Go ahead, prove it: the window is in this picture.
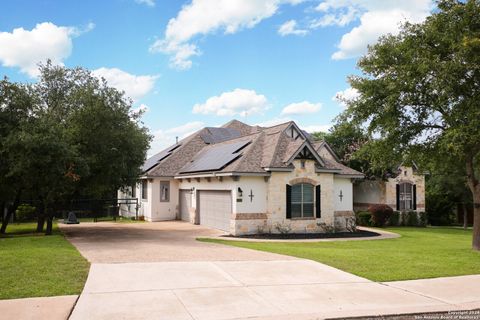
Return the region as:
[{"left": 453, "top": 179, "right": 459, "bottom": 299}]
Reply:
[
  {"left": 160, "top": 181, "right": 170, "bottom": 202},
  {"left": 131, "top": 184, "right": 136, "bottom": 198},
  {"left": 141, "top": 180, "right": 148, "bottom": 200},
  {"left": 291, "top": 183, "right": 314, "bottom": 218},
  {"left": 399, "top": 182, "right": 412, "bottom": 210}
]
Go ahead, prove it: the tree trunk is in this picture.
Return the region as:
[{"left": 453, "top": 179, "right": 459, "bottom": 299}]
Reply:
[
  {"left": 463, "top": 203, "right": 468, "bottom": 230},
  {"left": 0, "top": 193, "right": 21, "bottom": 234},
  {"left": 466, "top": 157, "right": 480, "bottom": 251},
  {"left": 472, "top": 193, "right": 480, "bottom": 250},
  {"left": 0, "top": 201, "right": 5, "bottom": 223},
  {"left": 36, "top": 201, "right": 45, "bottom": 233},
  {"left": 45, "top": 213, "right": 53, "bottom": 236},
  {"left": 45, "top": 205, "right": 53, "bottom": 236}
]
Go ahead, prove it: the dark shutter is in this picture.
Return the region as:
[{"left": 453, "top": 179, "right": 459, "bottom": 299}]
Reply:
[
  {"left": 396, "top": 184, "right": 400, "bottom": 210},
  {"left": 315, "top": 185, "right": 321, "bottom": 218},
  {"left": 286, "top": 184, "right": 292, "bottom": 219},
  {"left": 413, "top": 184, "right": 417, "bottom": 210}
]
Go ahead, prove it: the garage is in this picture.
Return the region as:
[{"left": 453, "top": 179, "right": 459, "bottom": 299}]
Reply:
[
  {"left": 179, "top": 189, "right": 192, "bottom": 222},
  {"left": 198, "top": 190, "right": 232, "bottom": 232}
]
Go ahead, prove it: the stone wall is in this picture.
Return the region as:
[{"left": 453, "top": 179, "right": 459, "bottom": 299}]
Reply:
[{"left": 262, "top": 159, "right": 336, "bottom": 234}]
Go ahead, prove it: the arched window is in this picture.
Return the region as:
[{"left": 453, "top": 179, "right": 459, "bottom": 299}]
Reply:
[
  {"left": 398, "top": 182, "right": 414, "bottom": 211},
  {"left": 291, "top": 183, "right": 314, "bottom": 218}
]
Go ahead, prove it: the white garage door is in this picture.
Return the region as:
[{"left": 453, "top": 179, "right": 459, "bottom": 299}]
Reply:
[
  {"left": 198, "top": 190, "right": 232, "bottom": 232},
  {"left": 179, "top": 190, "right": 192, "bottom": 222}
]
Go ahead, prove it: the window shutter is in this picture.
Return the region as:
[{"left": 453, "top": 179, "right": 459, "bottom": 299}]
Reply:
[
  {"left": 315, "top": 185, "right": 321, "bottom": 218},
  {"left": 396, "top": 184, "right": 400, "bottom": 211},
  {"left": 413, "top": 184, "right": 417, "bottom": 210},
  {"left": 286, "top": 184, "right": 292, "bottom": 219}
]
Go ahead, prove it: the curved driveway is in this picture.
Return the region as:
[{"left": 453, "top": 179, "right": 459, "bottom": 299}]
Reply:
[{"left": 62, "top": 221, "right": 480, "bottom": 320}]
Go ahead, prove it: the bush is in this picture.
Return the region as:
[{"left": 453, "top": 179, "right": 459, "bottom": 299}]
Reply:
[
  {"left": 15, "top": 204, "right": 37, "bottom": 222},
  {"left": 388, "top": 211, "right": 400, "bottom": 226},
  {"left": 406, "top": 211, "right": 419, "bottom": 226},
  {"left": 418, "top": 212, "right": 427, "bottom": 227},
  {"left": 368, "top": 204, "right": 393, "bottom": 227},
  {"left": 356, "top": 211, "right": 372, "bottom": 226}
]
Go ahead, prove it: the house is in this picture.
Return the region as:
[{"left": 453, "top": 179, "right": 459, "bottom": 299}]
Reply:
[
  {"left": 353, "top": 165, "right": 426, "bottom": 213},
  {"left": 118, "top": 120, "right": 364, "bottom": 235}
]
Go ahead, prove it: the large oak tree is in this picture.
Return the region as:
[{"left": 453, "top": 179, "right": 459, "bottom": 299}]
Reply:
[{"left": 343, "top": 0, "right": 480, "bottom": 249}]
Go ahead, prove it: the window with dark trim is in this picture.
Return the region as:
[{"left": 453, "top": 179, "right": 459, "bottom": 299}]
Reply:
[
  {"left": 131, "top": 184, "right": 136, "bottom": 198},
  {"left": 141, "top": 180, "right": 148, "bottom": 200},
  {"left": 160, "top": 181, "right": 170, "bottom": 202},
  {"left": 398, "top": 182, "right": 413, "bottom": 210},
  {"left": 291, "top": 183, "right": 314, "bottom": 218}
]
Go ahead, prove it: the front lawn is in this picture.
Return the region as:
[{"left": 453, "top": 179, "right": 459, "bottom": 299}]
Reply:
[
  {"left": 199, "top": 227, "right": 480, "bottom": 282},
  {"left": 0, "top": 222, "right": 90, "bottom": 299}
]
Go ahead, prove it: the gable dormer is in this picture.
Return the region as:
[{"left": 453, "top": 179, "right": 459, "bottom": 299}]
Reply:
[
  {"left": 284, "top": 122, "right": 305, "bottom": 141},
  {"left": 286, "top": 141, "right": 325, "bottom": 167}
]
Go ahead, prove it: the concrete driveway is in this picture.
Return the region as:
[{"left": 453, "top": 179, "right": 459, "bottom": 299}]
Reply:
[
  {"left": 60, "top": 221, "right": 293, "bottom": 263},
  {"left": 62, "top": 221, "right": 480, "bottom": 320}
]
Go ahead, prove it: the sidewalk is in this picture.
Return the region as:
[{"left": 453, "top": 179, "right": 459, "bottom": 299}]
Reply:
[{"left": 0, "top": 295, "right": 77, "bottom": 320}]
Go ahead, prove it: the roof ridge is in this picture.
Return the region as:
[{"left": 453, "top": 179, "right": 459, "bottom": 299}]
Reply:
[
  {"left": 261, "top": 120, "right": 294, "bottom": 130},
  {"left": 230, "top": 131, "right": 265, "bottom": 172}
]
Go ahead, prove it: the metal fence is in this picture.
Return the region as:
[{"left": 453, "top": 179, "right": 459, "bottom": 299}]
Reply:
[{"left": 3, "top": 198, "right": 139, "bottom": 222}]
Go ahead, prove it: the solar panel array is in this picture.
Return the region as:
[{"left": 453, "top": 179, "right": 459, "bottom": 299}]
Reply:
[
  {"left": 180, "top": 140, "right": 250, "bottom": 173},
  {"left": 142, "top": 144, "right": 181, "bottom": 172},
  {"left": 200, "top": 127, "right": 241, "bottom": 144}
]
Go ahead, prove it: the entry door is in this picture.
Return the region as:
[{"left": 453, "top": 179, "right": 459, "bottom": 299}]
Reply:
[
  {"left": 179, "top": 190, "right": 192, "bottom": 222},
  {"left": 198, "top": 190, "right": 232, "bottom": 232}
]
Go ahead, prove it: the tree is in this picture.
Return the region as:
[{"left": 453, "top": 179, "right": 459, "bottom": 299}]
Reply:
[
  {"left": 343, "top": 0, "right": 480, "bottom": 249},
  {"left": 0, "top": 62, "right": 151, "bottom": 235},
  {"left": 0, "top": 79, "right": 34, "bottom": 233}
]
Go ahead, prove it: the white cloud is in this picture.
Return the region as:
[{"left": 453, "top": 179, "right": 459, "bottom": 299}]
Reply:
[
  {"left": 281, "top": 101, "right": 321, "bottom": 115},
  {"left": 278, "top": 20, "right": 308, "bottom": 36},
  {"left": 0, "top": 22, "right": 93, "bottom": 77},
  {"left": 92, "top": 67, "right": 158, "bottom": 101},
  {"left": 312, "top": 0, "right": 433, "bottom": 60},
  {"left": 149, "top": 121, "right": 205, "bottom": 156},
  {"left": 255, "top": 117, "right": 292, "bottom": 127},
  {"left": 130, "top": 103, "right": 150, "bottom": 115},
  {"left": 135, "top": 0, "right": 155, "bottom": 7},
  {"left": 334, "top": 87, "right": 360, "bottom": 108},
  {"left": 302, "top": 124, "right": 332, "bottom": 133},
  {"left": 150, "top": 0, "right": 303, "bottom": 69},
  {"left": 193, "top": 88, "right": 269, "bottom": 117}
]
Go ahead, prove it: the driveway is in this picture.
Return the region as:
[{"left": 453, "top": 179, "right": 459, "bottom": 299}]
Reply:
[
  {"left": 60, "top": 221, "right": 293, "bottom": 263},
  {"left": 62, "top": 221, "right": 480, "bottom": 320}
]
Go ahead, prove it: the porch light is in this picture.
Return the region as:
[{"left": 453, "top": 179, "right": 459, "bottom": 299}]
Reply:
[
  {"left": 190, "top": 187, "right": 195, "bottom": 194},
  {"left": 237, "top": 187, "right": 243, "bottom": 197}
]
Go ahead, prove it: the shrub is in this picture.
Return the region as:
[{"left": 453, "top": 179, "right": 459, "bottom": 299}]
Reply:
[
  {"left": 15, "top": 204, "right": 37, "bottom": 222},
  {"left": 274, "top": 221, "right": 292, "bottom": 234},
  {"left": 389, "top": 211, "right": 400, "bottom": 226},
  {"left": 368, "top": 204, "right": 393, "bottom": 227},
  {"left": 356, "top": 211, "right": 372, "bottom": 226},
  {"left": 406, "top": 211, "right": 419, "bottom": 226},
  {"left": 418, "top": 212, "right": 427, "bottom": 227}
]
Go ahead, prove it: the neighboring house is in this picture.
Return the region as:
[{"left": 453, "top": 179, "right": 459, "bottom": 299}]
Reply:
[
  {"left": 118, "top": 120, "right": 364, "bottom": 235},
  {"left": 353, "top": 165, "right": 426, "bottom": 212}
]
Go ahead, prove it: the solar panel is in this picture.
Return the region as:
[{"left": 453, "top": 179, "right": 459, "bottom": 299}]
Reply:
[
  {"left": 180, "top": 140, "right": 250, "bottom": 173},
  {"left": 200, "top": 127, "right": 241, "bottom": 144},
  {"left": 142, "top": 144, "right": 181, "bottom": 172}
]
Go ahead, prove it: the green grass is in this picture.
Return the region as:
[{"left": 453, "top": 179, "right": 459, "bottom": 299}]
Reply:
[
  {"left": 0, "top": 222, "right": 90, "bottom": 300},
  {"left": 199, "top": 227, "right": 480, "bottom": 282}
]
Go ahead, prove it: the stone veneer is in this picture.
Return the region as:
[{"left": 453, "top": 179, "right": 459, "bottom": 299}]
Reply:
[{"left": 233, "top": 159, "right": 337, "bottom": 235}]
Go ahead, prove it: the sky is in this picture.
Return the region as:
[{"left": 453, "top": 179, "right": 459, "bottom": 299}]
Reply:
[{"left": 0, "top": 0, "right": 434, "bottom": 155}]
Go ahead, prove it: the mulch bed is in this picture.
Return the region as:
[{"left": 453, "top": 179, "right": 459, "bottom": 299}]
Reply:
[{"left": 222, "top": 229, "right": 380, "bottom": 240}]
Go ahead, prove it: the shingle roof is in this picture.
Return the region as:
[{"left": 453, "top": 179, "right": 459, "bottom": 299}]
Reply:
[{"left": 142, "top": 120, "right": 363, "bottom": 178}]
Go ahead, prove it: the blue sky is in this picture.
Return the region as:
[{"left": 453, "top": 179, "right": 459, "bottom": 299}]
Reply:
[{"left": 0, "top": 0, "right": 433, "bottom": 155}]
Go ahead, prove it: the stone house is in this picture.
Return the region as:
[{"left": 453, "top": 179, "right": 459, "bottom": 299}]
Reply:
[
  {"left": 353, "top": 165, "right": 426, "bottom": 213},
  {"left": 118, "top": 120, "right": 364, "bottom": 235}
]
